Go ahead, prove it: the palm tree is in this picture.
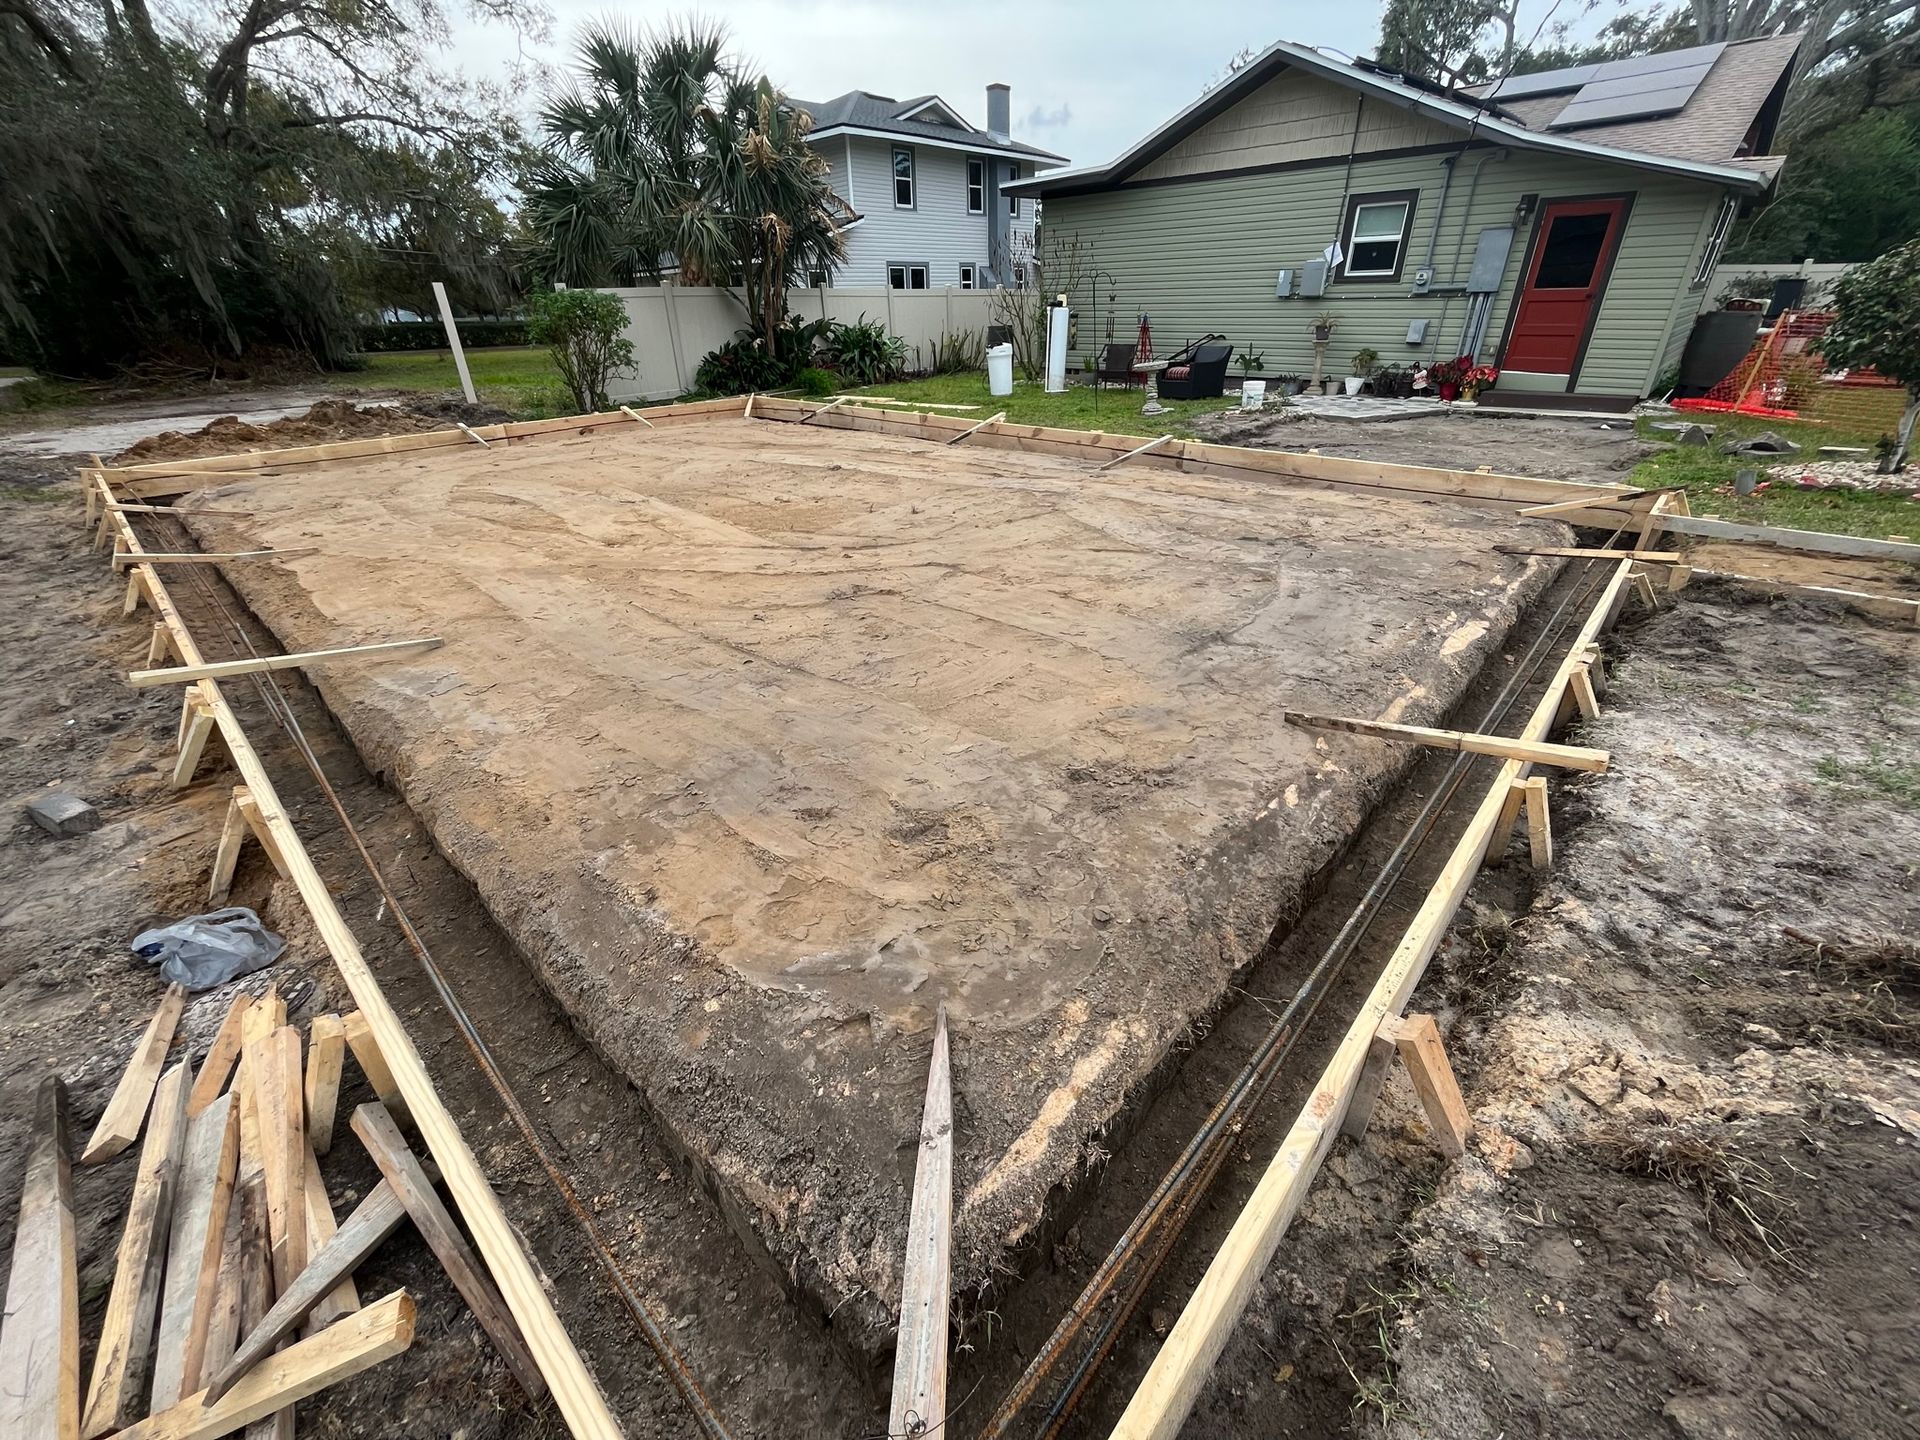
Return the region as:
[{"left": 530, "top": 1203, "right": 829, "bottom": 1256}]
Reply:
[{"left": 523, "top": 20, "right": 848, "bottom": 343}]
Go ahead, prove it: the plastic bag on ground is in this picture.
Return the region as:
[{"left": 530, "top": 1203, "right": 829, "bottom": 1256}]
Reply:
[{"left": 132, "top": 907, "right": 285, "bottom": 991}]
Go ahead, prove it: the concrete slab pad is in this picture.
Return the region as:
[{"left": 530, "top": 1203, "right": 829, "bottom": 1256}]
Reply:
[{"left": 178, "top": 418, "right": 1563, "bottom": 1347}]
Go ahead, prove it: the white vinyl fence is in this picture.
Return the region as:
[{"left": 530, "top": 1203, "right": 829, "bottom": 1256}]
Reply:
[{"left": 600, "top": 284, "right": 1002, "bottom": 402}]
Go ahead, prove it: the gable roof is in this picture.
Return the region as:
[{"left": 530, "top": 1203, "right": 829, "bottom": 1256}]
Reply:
[
  {"left": 791, "top": 90, "right": 1069, "bottom": 165},
  {"left": 1010, "top": 36, "right": 1795, "bottom": 199}
]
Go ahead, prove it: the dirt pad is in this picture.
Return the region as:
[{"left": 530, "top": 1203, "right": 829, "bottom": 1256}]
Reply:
[
  {"left": 1189, "top": 587, "right": 1920, "bottom": 1438},
  {"left": 112, "top": 397, "right": 510, "bottom": 464},
  {"left": 176, "top": 416, "right": 1567, "bottom": 1350}
]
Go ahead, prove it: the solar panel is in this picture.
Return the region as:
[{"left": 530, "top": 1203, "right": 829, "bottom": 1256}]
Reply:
[
  {"left": 1547, "top": 41, "right": 1725, "bottom": 129},
  {"left": 1484, "top": 63, "right": 1597, "bottom": 100}
]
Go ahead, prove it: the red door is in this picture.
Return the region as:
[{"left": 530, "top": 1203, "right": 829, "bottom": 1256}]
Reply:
[{"left": 1503, "top": 198, "right": 1629, "bottom": 379}]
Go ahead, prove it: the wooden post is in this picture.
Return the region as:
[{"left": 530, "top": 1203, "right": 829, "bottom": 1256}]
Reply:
[
  {"left": 1521, "top": 776, "right": 1553, "bottom": 870},
  {"left": 1337, "top": 1035, "right": 1398, "bottom": 1144},
  {"left": 209, "top": 790, "right": 252, "bottom": 905},
  {"left": 174, "top": 686, "right": 218, "bottom": 789},
  {"left": 80, "top": 985, "right": 189, "bottom": 1166},
  {"left": 1379, "top": 1014, "right": 1472, "bottom": 1157},
  {"left": 888, "top": 1008, "right": 953, "bottom": 1439},
  {"left": 1569, "top": 663, "right": 1600, "bottom": 720},
  {"left": 432, "top": 281, "right": 478, "bottom": 406}
]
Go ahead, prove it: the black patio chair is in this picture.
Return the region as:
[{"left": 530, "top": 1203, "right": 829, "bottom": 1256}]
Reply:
[
  {"left": 1158, "top": 340, "right": 1233, "bottom": 400},
  {"left": 1095, "top": 342, "right": 1141, "bottom": 389}
]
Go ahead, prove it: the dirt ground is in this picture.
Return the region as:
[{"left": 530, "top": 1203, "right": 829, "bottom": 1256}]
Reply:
[
  {"left": 165, "top": 417, "right": 1567, "bottom": 1352},
  {"left": 1186, "top": 587, "right": 1920, "bottom": 1438}
]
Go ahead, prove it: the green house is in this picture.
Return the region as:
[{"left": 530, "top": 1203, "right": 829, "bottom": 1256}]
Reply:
[{"left": 1010, "top": 36, "right": 1801, "bottom": 407}]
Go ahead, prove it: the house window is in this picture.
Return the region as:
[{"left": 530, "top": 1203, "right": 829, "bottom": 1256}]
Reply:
[
  {"left": 1012, "top": 263, "right": 1027, "bottom": 288},
  {"left": 892, "top": 147, "right": 915, "bottom": 209},
  {"left": 958, "top": 263, "right": 976, "bottom": 290},
  {"left": 888, "top": 263, "right": 929, "bottom": 290},
  {"left": 808, "top": 268, "right": 830, "bottom": 289},
  {"left": 1007, "top": 163, "right": 1021, "bottom": 217},
  {"left": 967, "top": 158, "right": 985, "bottom": 214},
  {"left": 1693, "top": 194, "right": 1738, "bottom": 288},
  {"left": 1337, "top": 190, "right": 1418, "bottom": 282}
]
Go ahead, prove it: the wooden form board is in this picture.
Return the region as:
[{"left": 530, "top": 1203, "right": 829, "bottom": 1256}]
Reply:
[
  {"left": 1691, "top": 568, "right": 1920, "bottom": 626},
  {"left": 1107, "top": 555, "right": 1638, "bottom": 1440},
  {"left": 0, "top": 1077, "right": 80, "bottom": 1440},
  {"left": 887, "top": 1008, "right": 953, "bottom": 1439},
  {"left": 1284, "top": 712, "right": 1610, "bottom": 773},
  {"left": 96, "top": 496, "right": 622, "bottom": 1438},
  {"left": 80, "top": 983, "right": 187, "bottom": 1166},
  {"left": 83, "top": 1059, "right": 193, "bottom": 1437},
  {"left": 111, "top": 1290, "right": 417, "bottom": 1440},
  {"left": 93, "top": 396, "right": 753, "bottom": 498},
  {"left": 128, "top": 637, "right": 445, "bottom": 688},
  {"left": 151, "top": 1094, "right": 239, "bottom": 1409}
]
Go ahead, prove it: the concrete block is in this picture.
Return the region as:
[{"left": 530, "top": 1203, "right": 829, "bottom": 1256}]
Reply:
[{"left": 26, "top": 791, "right": 100, "bottom": 838}]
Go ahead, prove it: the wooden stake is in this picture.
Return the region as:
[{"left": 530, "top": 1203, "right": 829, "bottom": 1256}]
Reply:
[
  {"left": 798, "top": 395, "right": 850, "bottom": 424},
  {"left": 209, "top": 790, "right": 252, "bottom": 906},
  {"left": 204, "top": 1181, "right": 404, "bottom": 1403},
  {"left": 340, "top": 1012, "right": 406, "bottom": 1123},
  {"left": 1285, "top": 711, "right": 1609, "bottom": 773},
  {"left": 173, "top": 686, "right": 218, "bottom": 789},
  {"left": 1517, "top": 486, "right": 1656, "bottom": 517},
  {"left": 945, "top": 410, "right": 1007, "bottom": 445},
  {"left": 1095, "top": 432, "right": 1174, "bottom": 473},
  {"left": 147, "top": 622, "right": 172, "bottom": 668},
  {"left": 235, "top": 789, "right": 292, "bottom": 879},
  {"left": 199, "top": 1178, "right": 264, "bottom": 1385},
  {"left": 1337, "top": 1035, "right": 1398, "bottom": 1145},
  {"left": 111, "top": 1290, "right": 417, "bottom": 1440},
  {"left": 244, "top": 1027, "right": 307, "bottom": 1297},
  {"left": 300, "top": 1146, "right": 362, "bottom": 1329},
  {"left": 1379, "top": 1013, "right": 1472, "bottom": 1157},
  {"left": 82, "top": 1059, "right": 192, "bottom": 1438},
  {"left": 619, "top": 405, "right": 656, "bottom": 429},
  {"left": 130, "top": 637, "right": 445, "bottom": 689},
  {"left": 1522, "top": 776, "right": 1553, "bottom": 869},
  {"left": 152, "top": 1094, "right": 239, "bottom": 1409},
  {"left": 80, "top": 983, "right": 188, "bottom": 1166},
  {"left": 1569, "top": 663, "right": 1600, "bottom": 720},
  {"left": 456, "top": 422, "right": 492, "bottom": 448},
  {"left": 305, "top": 1014, "right": 346, "bottom": 1155},
  {"left": 0, "top": 1077, "right": 80, "bottom": 1440},
  {"left": 123, "top": 569, "right": 147, "bottom": 617},
  {"left": 351, "top": 1103, "right": 546, "bottom": 1399},
  {"left": 888, "top": 1007, "right": 953, "bottom": 1440}
]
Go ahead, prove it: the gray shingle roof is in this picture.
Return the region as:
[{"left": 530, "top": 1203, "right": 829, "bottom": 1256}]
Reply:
[
  {"left": 789, "top": 91, "right": 1068, "bottom": 164},
  {"left": 1465, "top": 34, "right": 1801, "bottom": 166}
]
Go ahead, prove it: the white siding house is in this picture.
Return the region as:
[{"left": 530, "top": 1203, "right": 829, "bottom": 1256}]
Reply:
[{"left": 793, "top": 85, "right": 1067, "bottom": 290}]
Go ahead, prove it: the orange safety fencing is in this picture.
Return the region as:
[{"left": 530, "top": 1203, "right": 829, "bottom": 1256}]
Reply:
[{"left": 1674, "top": 310, "right": 1907, "bottom": 433}]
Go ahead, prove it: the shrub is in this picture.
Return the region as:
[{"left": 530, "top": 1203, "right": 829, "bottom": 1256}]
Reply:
[
  {"left": 359, "top": 319, "right": 528, "bottom": 352},
  {"left": 694, "top": 336, "right": 791, "bottom": 395},
  {"left": 795, "top": 366, "right": 839, "bottom": 397},
  {"left": 928, "top": 328, "right": 985, "bottom": 375},
  {"left": 822, "top": 316, "right": 905, "bottom": 386},
  {"left": 525, "top": 289, "right": 634, "bottom": 412}
]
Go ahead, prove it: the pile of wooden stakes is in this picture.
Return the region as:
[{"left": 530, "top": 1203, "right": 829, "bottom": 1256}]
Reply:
[{"left": 0, "top": 980, "right": 546, "bottom": 1439}]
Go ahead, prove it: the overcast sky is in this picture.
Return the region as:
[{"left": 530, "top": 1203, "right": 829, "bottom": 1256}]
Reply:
[{"left": 451, "top": 2, "right": 1598, "bottom": 170}]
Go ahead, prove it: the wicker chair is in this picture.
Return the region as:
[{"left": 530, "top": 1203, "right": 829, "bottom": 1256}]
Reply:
[
  {"left": 1094, "top": 342, "right": 1141, "bottom": 389},
  {"left": 1157, "top": 341, "right": 1233, "bottom": 400}
]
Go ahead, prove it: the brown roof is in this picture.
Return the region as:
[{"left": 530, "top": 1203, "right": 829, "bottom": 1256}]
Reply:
[{"left": 1474, "top": 34, "right": 1802, "bottom": 166}]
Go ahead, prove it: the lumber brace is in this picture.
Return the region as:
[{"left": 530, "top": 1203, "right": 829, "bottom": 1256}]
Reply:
[{"left": 95, "top": 502, "right": 625, "bottom": 1438}]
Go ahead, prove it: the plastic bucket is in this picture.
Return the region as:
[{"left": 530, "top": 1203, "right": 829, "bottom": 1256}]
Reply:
[
  {"left": 1240, "top": 380, "right": 1267, "bottom": 409},
  {"left": 987, "top": 343, "right": 1014, "bottom": 397}
]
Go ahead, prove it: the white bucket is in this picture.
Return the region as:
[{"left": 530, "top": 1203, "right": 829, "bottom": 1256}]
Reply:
[
  {"left": 987, "top": 343, "right": 1014, "bottom": 397},
  {"left": 1239, "top": 380, "right": 1267, "bottom": 410}
]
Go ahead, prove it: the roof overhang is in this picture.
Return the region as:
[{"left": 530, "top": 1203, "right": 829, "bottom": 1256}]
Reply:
[
  {"left": 1007, "top": 38, "right": 1780, "bottom": 198},
  {"left": 898, "top": 96, "right": 968, "bottom": 126},
  {"left": 807, "top": 123, "right": 1068, "bottom": 167}
]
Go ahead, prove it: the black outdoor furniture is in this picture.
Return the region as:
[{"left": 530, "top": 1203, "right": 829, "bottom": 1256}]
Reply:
[
  {"left": 1095, "top": 342, "right": 1141, "bottom": 389},
  {"left": 1157, "top": 340, "right": 1233, "bottom": 400}
]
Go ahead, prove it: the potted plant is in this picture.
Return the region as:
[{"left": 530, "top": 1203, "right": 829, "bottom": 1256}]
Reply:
[
  {"left": 1461, "top": 362, "right": 1499, "bottom": 402},
  {"left": 1313, "top": 312, "right": 1336, "bottom": 344},
  {"left": 1429, "top": 355, "right": 1467, "bottom": 402},
  {"left": 1346, "top": 347, "right": 1379, "bottom": 396}
]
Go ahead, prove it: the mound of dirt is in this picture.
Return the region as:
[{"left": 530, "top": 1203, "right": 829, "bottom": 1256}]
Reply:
[{"left": 111, "top": 398, "right": 512, "bottom": 464}]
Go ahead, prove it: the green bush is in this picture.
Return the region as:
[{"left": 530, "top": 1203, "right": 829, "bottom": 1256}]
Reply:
[
  {"left": 525, "top": 289, "right": 634, "bottom": 412},
  {"left": 822, "top": 316, "right": 905, "bottom": 386},
  {"left": 359, "top": 319, "right": 528, "bottom": 351},
  {"left": 796, "top": 366, "right": 839, "bottom": 397},
  {"left": 694, "top": 336, "right": 791, "bottom": 395},
  {"left": 928, "top": 328, "right": 985, "bottom": 375}
]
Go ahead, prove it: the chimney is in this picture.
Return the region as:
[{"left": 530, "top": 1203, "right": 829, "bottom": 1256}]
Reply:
[{"left": 986, "top": 82, "right": 1010, "bottom": 142}]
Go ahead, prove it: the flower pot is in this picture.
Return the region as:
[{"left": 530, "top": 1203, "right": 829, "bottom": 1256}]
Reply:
[
  {"left": 1313, "top": 325, "right": 1332, "bottom": 342},
  {"left": 1343, "top": 376, "right": 1364, "bottom": 396},
  {"left": 1438, "top": 382, "right": 1460, "bottom": 401}
]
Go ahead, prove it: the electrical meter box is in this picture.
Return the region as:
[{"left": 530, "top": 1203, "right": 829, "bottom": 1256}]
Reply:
[
  {"left": 1275, "top": 268, "right": 1295, "bottom": 297},
  {"left": 1411, "top": 265, "right": 1434, "bottom": 294},
  {"left": 1300, "top": 259, "right": 1329, "bottom": 298}
]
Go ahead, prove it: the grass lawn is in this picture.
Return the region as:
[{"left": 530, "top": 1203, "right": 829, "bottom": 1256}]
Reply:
[
  {"left": 841, "top": 373, "right": 1237, "bottom": 437},
  {"left": 1630, "top": 411, "right": 1918, "bottom": 541},
  {"left": 332, "top": 345, "right": 570, "bottom": 416}
]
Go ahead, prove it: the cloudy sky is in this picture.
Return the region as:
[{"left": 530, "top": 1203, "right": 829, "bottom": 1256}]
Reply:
[{"left": 451, "top": 2, "right": 1594, "bottom": 169}]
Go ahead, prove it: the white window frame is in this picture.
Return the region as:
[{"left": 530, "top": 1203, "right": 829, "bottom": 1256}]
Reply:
[
  {"left": 1007, "top": 163, "right": 1021, "bottom": 218},
  {"left": 1339, "top": 195, "right": 1415, "bottom": 281},
  {"left": 966, "top": 157, "right": 985, "bottom": 215},
  {"left": 888, "top": 263, "right": 929, "bottom": 290},
  {"left": 1012, "top": 262, "right": 1027, "bottom": 289},
  {"left": 958, "top": 263, "right": 976, "bottom": 290},
  {"left": 1693, "top": 194, "right": 1738, "bottom": 288},
  {"left": 892, "top": 146, "right": 915, "bottom": 210}
]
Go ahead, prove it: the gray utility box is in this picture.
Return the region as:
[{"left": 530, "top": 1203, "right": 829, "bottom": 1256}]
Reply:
[
  {"left": 1300, "top": 259, "right": 1329, "bottom": 298},
  {"left": 1466, "top": 227, "right": 1515, "bottom": 293}
]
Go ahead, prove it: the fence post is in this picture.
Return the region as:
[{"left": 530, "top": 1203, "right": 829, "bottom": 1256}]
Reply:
[{"left": 661, "top": 283, "right": 687, "bottom": 399}]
